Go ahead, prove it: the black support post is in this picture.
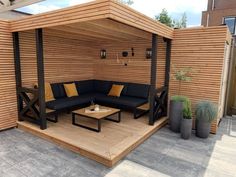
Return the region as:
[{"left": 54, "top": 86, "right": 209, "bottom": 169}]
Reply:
[
  {"left": 149, "top": 34, "right": 158, "bottom": 125},
  {"left": 164, "top": 39, "right": 172, "bottom": 87},
  {"left": 36, "top": 28, "right": 46, "bottom": 130},
  {"left": 13, "top": 32, "right": 23, "bottom": 121}
]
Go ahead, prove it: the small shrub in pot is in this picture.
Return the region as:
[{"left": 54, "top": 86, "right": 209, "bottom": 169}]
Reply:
[
  {"left": 169, "top": 67, "right": 192, "bottom": 133},
  {"left": 180, "top": 96, "right": 192, "bottom": 139},
  {"left": 195, "top": 101, "right": 217, "bottom": 138}
]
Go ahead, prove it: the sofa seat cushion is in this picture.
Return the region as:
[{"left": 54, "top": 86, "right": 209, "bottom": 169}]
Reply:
[
  {"left": 46, "top": 93, "right": 94, "bottom": 110},
  {"left": 95, "top": 95, "right": 147, "bottom": 109}
]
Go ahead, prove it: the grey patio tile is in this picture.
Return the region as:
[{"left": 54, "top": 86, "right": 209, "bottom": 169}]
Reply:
[
  {"left": 15, "top": 157, "right": 55, "bottom": 177},
  {"left": 166, "top": 144, "right": 209, "bottom": 167},
  {"left": 198, "top": 167, "right": 235, "bottom": 177},
  {"left": 127, "top": 151, "right": 165, "bottom": 170},
  {"left": 0, "top": 157, "right": 13, "bottom": 171},
  {"left": 105, "top": 160, "right": 170, "bottom": 177},
  {"left": 46, "top": 145, "right": 79, "bottom": 161},
  {"left": 0, "top": 147, "right": 32, "bottom": 166},
  {"left": 1, "top": 167, "right": 27, "bottom": 177},
  {"left": 0, "top": 117, "right": 235, "bottom": 177},
  {"left": 155, "top": 155, "right": 202, "bottom": 177},
  {"left": 72, "top": 155, "right": 108, "bottom": 176}
]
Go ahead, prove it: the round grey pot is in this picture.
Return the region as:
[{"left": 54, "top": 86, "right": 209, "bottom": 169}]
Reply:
[
  {"left": 181, "top": 118, "right": 192, "bottom": 140},
  {"left": 169, "top": 100, "right": 183, "bottom": 133},
  {"left": 196, "top": 119, "right": 211, "bottom": 138}
]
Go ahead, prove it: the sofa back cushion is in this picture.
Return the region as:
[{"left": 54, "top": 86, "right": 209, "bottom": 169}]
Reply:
[
  {"left": 125, "top": 83, "right": 150, "bottom": 99},
  {"left": 51, "top": 83, "right": 67, "bottom": 99},
  {"left": 94, "top": 80, "right": 112, "bottom": 94},
  {"left": 112, "top": 81, "right": 128, "bottom": 95},
  {"left": 75, "top": 80, "right": 94, "bottom": 94}
]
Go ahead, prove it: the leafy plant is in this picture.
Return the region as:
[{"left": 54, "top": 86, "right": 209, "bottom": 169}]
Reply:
[
  {"left": 171, "top": 95, "right": 192, "bottom": 119},
  {"left": 195, "top": 101, "right": 217, "bottom": 123},
  {"left": 172, "top": 66, "right": 192, "bottom": 95},
  {"left": 155, "top": 9, "right": 187, "bottom": 28},
  {"left": 119, "top": 0, "right": 133, "bottom": 5}
]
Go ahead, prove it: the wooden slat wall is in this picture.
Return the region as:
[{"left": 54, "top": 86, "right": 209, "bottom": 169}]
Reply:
[
  {"left": 170, "top": 26, "right": 228, "bottom": 133},
  {"left": 94, "top": 36, "right": 166, "bottom": 88},
  {"left": 19, "top": 29, "right": 95, "bottom": 87},
  {"left": 0, "top": 20, "right": 17, "bottom": 130}
]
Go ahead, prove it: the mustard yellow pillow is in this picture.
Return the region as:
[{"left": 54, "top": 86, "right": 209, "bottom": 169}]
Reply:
[
  {"left": 34, "top": 82, "right": 55, "bottom": 102},
  {"left": 45, "top": 83, "right": 55, "bottom": 102},
  {"left": 108, "top": 84, "right": 124, "bottom": 97},
  {"left": 64, "top": 83, "right": 78, "bottom": 97}
]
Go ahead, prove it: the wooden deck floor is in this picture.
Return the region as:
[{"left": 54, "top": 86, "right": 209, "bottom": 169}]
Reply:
[{"left": 17, "top": 112, "right": 168, "bottom": 167}]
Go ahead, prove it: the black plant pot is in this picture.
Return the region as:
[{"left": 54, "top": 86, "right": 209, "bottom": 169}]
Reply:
[
  {"left": 196, "top": 119, "right": 211, "bottom": 138},
  {"left": 169, "top": 100, "right": 183, "bottom": 133},
  {"left": 181, "top": 118, "right": 192, "bottom": 139}
]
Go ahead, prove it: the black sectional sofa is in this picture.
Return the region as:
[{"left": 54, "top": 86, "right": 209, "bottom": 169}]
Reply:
[{"left": 46, "top": 80, "right": 150, "bottom": 117}]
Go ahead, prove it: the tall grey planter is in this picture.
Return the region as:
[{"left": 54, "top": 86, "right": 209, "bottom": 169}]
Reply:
[
  {"left": 181, "top": 118, "right": 192, "bottom": 139},
  {"left": 169, "top": 100, "right": 183, "bottom": 133},
  {"left": 196, "top": 119, "right": 211, "bottom": 138}
]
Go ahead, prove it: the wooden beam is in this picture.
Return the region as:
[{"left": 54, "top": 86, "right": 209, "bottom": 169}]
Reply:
[
  {"left": 149, "top": 34, "right": 157, "bottom": 125},
  {"left": 35, "top": 28, "right": 46, "bottom": 130},
  {"left": 165, "top": 39, "right": 172, "bottom": 87},
  {"left": 12, "top": 32, "right": 23, "bottom": 121}
]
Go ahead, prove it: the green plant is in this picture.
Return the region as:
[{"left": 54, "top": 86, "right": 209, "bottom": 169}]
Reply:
[
  {"left": 195, "top": 101, "right": 217, "bottom": 123},
  {"left": 172, "top": 66, "right": 192, "bottom": 95},
  {"left": 171, "top": 95, "right": 192, "bottom": 119}
]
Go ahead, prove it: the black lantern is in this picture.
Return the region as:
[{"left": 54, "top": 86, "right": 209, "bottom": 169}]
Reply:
[
  {"left": 146, "top": 48, "right": 152, "bottom": 59},
  {"left": 122, "top": 51, "right": 128, "bottom": 57},
  {"left": 100, "top": 49, "right": 106, "bottom": 59}
]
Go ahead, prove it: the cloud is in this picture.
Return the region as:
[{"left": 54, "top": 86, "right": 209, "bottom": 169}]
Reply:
[
  {"left": 17, "top": 0, "right": 94, "bottom": 14},
  {"left": 68, "top": 0, "right": 94, "bottom": 6},
  {"left": 22, "top": 4, "right": 60, "bottom": 14}
]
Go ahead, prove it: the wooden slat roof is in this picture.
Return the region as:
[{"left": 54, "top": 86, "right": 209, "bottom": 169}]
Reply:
[{"left": 9, "top": 0, "right": 174, "bottom": 39}]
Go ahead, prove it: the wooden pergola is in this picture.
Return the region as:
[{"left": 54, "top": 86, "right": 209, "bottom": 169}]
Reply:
[{"left": 12, "top": 0, "right": 173, "bottom": 130}]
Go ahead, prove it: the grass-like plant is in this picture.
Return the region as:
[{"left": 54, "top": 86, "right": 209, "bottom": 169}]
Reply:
[
  {"left": 195, "top": 101, "right": 217, "bottom": 123},
  {"left": 171, "top": 95, "right": 192, "bottom": 119},
  {"left": 172, "top": 66, "right": 192, "bottom": 95}
]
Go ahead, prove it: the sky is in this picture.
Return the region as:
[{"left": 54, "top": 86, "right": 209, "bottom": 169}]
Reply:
[{"left": 17, "top": 0, "right": 208, "bottom": 27}]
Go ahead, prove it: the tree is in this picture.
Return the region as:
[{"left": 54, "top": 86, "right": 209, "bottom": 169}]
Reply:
[
  {"left": 155, "top": 9, "right": 187, "bottom": 28},
  {"left": 119, "top": 0, "right": 133, "bottom": 5},
  {"left": 173, "top": 12, "right": 187, "bottom": 28},
  {"left": 155, "top": 9, "right": 173, "bottom": 27}
]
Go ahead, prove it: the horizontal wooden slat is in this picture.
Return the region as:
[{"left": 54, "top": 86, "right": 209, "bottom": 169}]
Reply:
[
  {"left": 0, "top": 20, "right": 17, "bottom": 130},
  {"left": 9, "top": 0, "right": 173, "bottom": 39},
  {"left": 169, "top": 26, "right": 229, "bottom": 133}
]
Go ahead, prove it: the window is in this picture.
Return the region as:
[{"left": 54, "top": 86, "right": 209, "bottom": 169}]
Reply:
[{"left": 224, "top": 17, "right": 236, "bottom": 35}]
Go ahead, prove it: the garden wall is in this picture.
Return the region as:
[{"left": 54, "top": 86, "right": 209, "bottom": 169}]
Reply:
[{"left": 170, "top": 26, "right": 230, "bottom": 133}]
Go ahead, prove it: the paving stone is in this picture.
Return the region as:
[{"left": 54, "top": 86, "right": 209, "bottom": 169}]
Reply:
[
  {"left": 105, "top": 160, "right": 169, "bottom": 177},
  {"left": 0, "top": 117, "right": 235, "bottom": 177},
  {"left": 1, "top": 167, "right": 27, "bottom": 177}
]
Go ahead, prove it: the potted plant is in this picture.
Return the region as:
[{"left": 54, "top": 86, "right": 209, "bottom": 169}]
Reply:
[
  {"left": 180, "top": 97, "right": 192, "bottom": 139},
  {"left": 195, "top": 101, "right": 217, "bottom": 138},
  {"left": 169, "top": 67, "right": 192, "bottom": 133}
]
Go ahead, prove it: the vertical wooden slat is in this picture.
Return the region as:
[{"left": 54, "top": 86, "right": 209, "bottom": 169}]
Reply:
[{"left": 0, "top": 20, "right": 17, "bottom": 130}]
